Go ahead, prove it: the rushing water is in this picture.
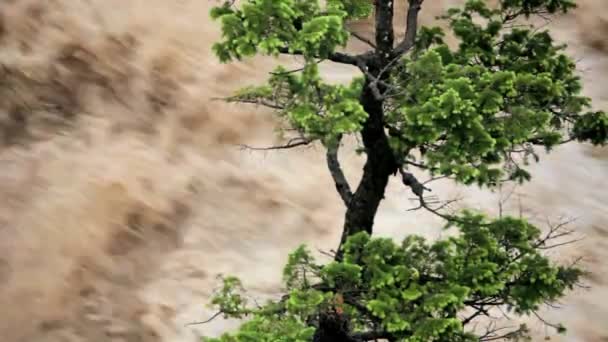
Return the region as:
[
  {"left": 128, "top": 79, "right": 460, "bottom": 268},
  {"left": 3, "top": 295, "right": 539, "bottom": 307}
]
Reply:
[{"left": 0, "top": 1, "right": 607, "bottom": 341}]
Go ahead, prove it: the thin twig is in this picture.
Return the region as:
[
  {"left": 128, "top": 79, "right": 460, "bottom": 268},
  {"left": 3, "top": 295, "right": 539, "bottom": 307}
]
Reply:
[
  {"left": 269, "top": 59, "right": 325, "bottom": 76},
  {"left": 348, "top": 30, "right": 376, "bottom": 49},
  {"left": 532, "top": 310, "right": 562, "bottom": 331},
  {"left": 237, "top": 137, "right": 313, "bottom": 151},
  {"left": 317, "top": 248, "right": 337, "bottom": 259},
  {"left": 185, "top": 311, "right": 223, "bottom": 326}
]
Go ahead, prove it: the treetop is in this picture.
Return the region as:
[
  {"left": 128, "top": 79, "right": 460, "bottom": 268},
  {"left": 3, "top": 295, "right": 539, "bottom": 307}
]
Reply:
[{"left": 211, "top": 0, "right": 607, "bottom": 188}]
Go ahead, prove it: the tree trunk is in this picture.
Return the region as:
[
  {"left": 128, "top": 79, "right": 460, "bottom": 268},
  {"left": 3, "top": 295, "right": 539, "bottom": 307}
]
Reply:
[
  {"left": 336, "top": 82, "right": 398, "bottom": 256},
  {"left": 312, "top": 312, "right": 357, "bottom": 342}
]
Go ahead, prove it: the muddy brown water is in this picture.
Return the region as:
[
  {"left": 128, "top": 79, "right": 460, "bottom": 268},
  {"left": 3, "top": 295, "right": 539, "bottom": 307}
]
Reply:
[{"left": 0, "top": 1, "right": 607, "bottom": 341}]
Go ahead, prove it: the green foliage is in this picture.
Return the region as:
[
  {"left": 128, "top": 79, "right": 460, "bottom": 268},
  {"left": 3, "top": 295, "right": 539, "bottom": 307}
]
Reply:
[
  {"left": 210, "top": 0, "right": 353, "bottom": 62},
  {"left": 202, "top": 214, "right": 582, "bottom": 342},
  {"left": 212, "top": 0, "right": 607, "bottom": 186},
  {"left": 210, "top": 276, "right": 249, "bottom": 319},
  {"left": 327, "top": 0, "right": 373, "bottom": 19},
  {"left": 207, "top": 0, "right": 597, "bottom": 340},
  {"left": 211, "top": 0, "right": 373, "bottom": 147},
  {"left": 227, "top": 64, "right": 368, "bottom": 146},
  {"left": 386, "top": 0, "right": 607, "bottom": 185},
  {"left": 573, "top": 111, "right": 608, "bottom": 145},
  {"left": 500, "top": 0, "right": 576, "bottom": 15}
]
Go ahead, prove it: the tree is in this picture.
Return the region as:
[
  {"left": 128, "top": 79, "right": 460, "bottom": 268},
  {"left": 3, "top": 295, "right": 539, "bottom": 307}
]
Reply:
[{"left": 198, "top": 0, "right": 607, "bottom": 341}]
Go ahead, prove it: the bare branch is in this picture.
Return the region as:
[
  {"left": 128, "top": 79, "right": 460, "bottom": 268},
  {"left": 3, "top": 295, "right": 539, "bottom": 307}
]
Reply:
[
  {"left": 216, "top": 96, "right": 286, "bottom": 110},
  {"left": 347, "top": 30, "right": 376, "bottom": 49},
  {"left": 537, "top": 237, "right": 584, "bottom": 250},
  {"left": 326, "top": 137, "right": 353, "bottom": 206},
  {"left": 185, "top": 311, "right": 223, "bottom": 326},
  {"left": 238, "top": 137, "right": 313, "bottom": 151},
  {"left": 463, "top": 304, "right": 495, "bottom": 327},
  {"left": 357, "top": 49, "right": 409, "bottom": 101},
  {"left": 527, "top": 136, "right": 575, "bottom": 146},
  {"left": 269, "top": 59, "right": 324, "bottom": 76},
  {"left": 393, "top": 0, "right": 424, "bottom": 57},
  {"left": 409, "top": 193, "right": 493, "bottom": 227},
  {"left": 462, "top": 307, "right": 487, "bottom": 325},
  {"left": 496, "top": 305, "right": 513, "bottom": 321},
  {"left": 498, "top": 184, "right": 518, "bottom": 218},
  {"left": 532, "top": 310, "right": 563, "bottom": 331},
  {"left": 544, "top": 300, "right": 563, "bottom": 309},
  {"left": 399, "top": 167, "right": 431, "bottom": 198},
  {"left": 432, "top": 197, "right": 461, "bottom": 212},
  {"left": 404, "top": 159, "right": 432, "bottom": 169},
  {"left": 399, "top": 168, "right": 478, "bottom": 224},
  {"left": 317, "top": 248, "right": 337, "bottom": 259},
  {"left": 276, "top": 47, "right": 371, "bottom": 66},
  {"left": 533, "top": 216, "right": 580, "bottom": 249},
  {"left": 479, "top": 324, "right": 527, "bottom": 342}
]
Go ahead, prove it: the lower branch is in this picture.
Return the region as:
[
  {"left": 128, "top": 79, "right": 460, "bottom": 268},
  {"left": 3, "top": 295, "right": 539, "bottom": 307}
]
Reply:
[
  {"left": 479, "top": 323, "right": 528, "bottom": 342},
  {"left": 277, "top": 47, "right": 372, "bottom": 66},
  {"left": 326, "top": 137, "right": 353, "bottom": 206},
  {"left": 185, "top": 311, "right": 223, "bottom": 326},
  {"left": 399, "top": 167, "right": 431, "bottom": 198},
  {"left": 238, "top": 137, "right": 313, "bottom": 151},
  {"left": 216, "top": 96, "right": 286, "bottom": 110},
  {"left": 399, "top": 168, "right": 493, "bottom": 226}
]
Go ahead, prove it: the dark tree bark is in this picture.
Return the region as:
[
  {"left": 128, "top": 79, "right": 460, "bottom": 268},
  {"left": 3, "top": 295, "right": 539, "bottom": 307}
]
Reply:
[
  {"left": 374, "top": 0, "right": 395, "bottom": 62},
  {"left": 320, "top": 0, "right": 424, "bottom": 339},
  {"left": 312, "top": 311, "right": 394, "bottom": 342},
  {"left": 312, "top": 312, "right": 357, "bottom": 342},
  {"left": 332, "top": 0, "right": 403, "bottom": 259},
  {"left": 336, "top": 81, "right": 399, "bottom": 256},
  {"left": 333, "top": 0, "right": 424, "bottom": 260}
]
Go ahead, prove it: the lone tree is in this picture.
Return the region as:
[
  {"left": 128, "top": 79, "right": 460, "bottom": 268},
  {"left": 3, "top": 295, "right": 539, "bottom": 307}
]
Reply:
[{"left": 200, "top": 0, "right": 607, "bottom": 341}]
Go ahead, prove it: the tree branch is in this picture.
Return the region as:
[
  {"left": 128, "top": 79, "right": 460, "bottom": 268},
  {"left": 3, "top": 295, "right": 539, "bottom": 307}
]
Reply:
[
  {"left": 393, "top": 0, "right": 424, "bottom": 57},
  {"left": 461, "top": 307, "right": 486, "bottom": 325},
  {"left": 478, "top": 323, "right": 527, "bottom": 342},
  {"left": 217, "top": 96, "right": 285, "bottom": 110},
  {"left": 374, "top": 0, "right": 396, "bottom": 60},
  {"left": 269, "top": 59, "right": 325, "bottom": 76},
  {"left": 356, "top": 54, "right": 407, "bottom": 101},
  {"left": 532, "top": 216, "right": 583, "bottom": 250},
  {"left": 185, "top": 311, "right": 224, "bottom": 326},
  {"left": 528, "top": 136, "right": 575, "bottom": 146},
  {"left": 238, "top": 137, "right": 313, "bottom": 151},
  {"left": 277, "top": 47, "right": 370, "bottom": 66},
  {"left": 532, "top": 310, "right": 563, "bottom": 331},
  {"left": 399, "top": 167, "right": 431, "bottom": 198},
  {"left": 356, "top": 60, "right": 386, "bottom": 101},
  {"left": 326, "top": 137, "right": 353, "bottom": 206},
  {"left": 347, "top": 30, "right": 376, "bottom": 49},
  {"left": 399, "top": 168, "right": 477, "bottom": 224}
]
